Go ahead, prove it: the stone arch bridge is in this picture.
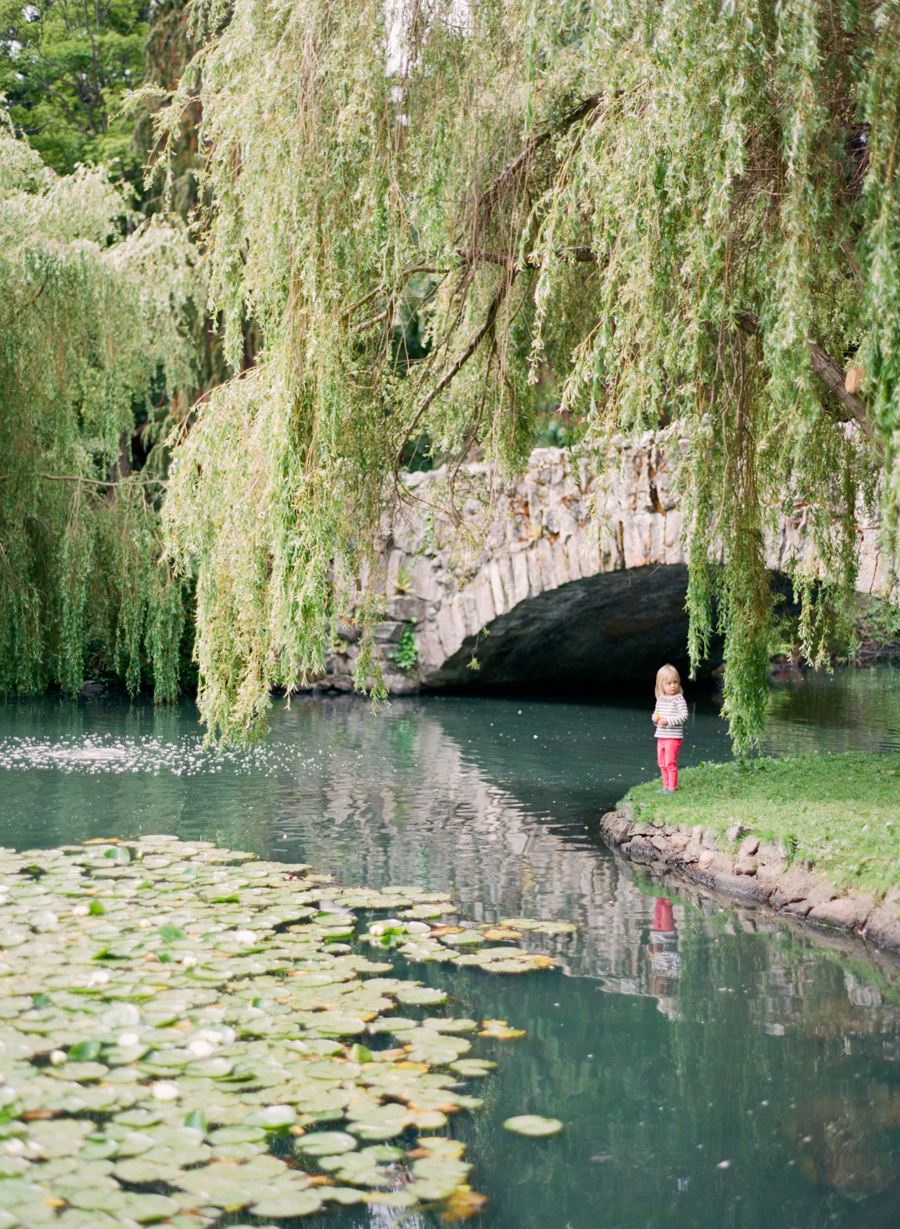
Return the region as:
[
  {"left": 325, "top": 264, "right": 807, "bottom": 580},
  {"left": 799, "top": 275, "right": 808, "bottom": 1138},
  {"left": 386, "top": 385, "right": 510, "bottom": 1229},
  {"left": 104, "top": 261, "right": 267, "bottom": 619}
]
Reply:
[{"left": 322, "top": 429, "right": 894, "bottom": 695}]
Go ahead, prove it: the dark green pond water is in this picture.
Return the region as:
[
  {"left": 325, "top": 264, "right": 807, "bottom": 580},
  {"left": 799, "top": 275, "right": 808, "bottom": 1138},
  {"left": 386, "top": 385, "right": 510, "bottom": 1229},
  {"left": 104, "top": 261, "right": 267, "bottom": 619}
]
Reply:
[{"left": 3, "top": 666, "right": 900, "bottom": 1229}]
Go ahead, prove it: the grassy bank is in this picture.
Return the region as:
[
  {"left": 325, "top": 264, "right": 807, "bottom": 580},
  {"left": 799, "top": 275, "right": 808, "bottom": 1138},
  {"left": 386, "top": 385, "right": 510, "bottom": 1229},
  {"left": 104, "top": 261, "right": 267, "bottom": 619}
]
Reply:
[{"left": 623, "top": 752, "right": 900, "bottom": 898}]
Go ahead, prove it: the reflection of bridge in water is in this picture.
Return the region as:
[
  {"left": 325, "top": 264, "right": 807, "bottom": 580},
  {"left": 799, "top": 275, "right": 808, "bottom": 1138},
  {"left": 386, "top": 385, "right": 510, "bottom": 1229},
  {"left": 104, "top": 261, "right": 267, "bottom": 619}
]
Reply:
[
  {"left": 270, "top": 697, "right": 900, "bottom": 1206},
  {"left": 5, "top": 687, "right": 900, "bottom": 1215},
  {"left": 271, "top": 699, "right": 900, "bottom": 1036}
]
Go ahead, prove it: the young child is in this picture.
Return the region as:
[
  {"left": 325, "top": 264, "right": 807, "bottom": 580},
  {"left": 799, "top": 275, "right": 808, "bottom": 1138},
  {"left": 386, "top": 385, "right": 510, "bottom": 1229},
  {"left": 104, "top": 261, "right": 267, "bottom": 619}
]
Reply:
[{"left": 652, "top": 663, "right": 688, "bottom": 792}]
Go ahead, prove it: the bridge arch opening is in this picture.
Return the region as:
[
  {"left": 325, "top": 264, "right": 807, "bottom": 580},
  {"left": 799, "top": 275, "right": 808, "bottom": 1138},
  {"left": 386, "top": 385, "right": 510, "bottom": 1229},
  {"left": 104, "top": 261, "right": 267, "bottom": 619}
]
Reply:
[{"left": 421, "top": 564, "right": 707, "bottom": 690}]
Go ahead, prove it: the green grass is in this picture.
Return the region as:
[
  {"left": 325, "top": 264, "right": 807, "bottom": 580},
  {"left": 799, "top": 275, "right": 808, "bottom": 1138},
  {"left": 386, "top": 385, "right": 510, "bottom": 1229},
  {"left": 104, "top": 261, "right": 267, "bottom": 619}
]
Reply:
[{"left": 623, "top": 752, "right": 900, "bottom": 898}]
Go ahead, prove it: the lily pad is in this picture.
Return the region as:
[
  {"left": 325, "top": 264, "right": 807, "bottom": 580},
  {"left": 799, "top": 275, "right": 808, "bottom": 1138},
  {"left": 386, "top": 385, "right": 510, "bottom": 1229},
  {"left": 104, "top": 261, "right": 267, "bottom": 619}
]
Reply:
[
  {"left": 479, "top": 1020, "right": 527, "bottom": 1039},
  {"left": 499, "top": 918, "right": 577, "bottom": 935},
  {"left": 503, "top": 1115, "right": 564, "bottom": 1137},
  {"left": 295, "top": 1131, "right": 358, "bottom": 1157},
  {"left": 0, "top": 834, "right": 545, "bottom": 1225},
  {"left": 450, "top": 1059, "right": 498, "bottom": 1077},
  {"left": 251, "top": 1190, "right": 324, "bottom": 1217},
  {"left": 110, "top": 1192, "right": 181, "bottom": 1221},
  {"left": 112, "top": 1157, "right": 171, "bottom": 1184},
  {"left": 393, "top": 985, "right": 448, "bottom": 1006},
  {"left": 407, "top": 1154, "right": 472, "bottom": 1200},
  {"left": 439, "top": 930, "right": 485, "bottom": 947},
  {"left": 208, "top": 1126, "right": 268, "bottom": 1145},
  {"left": 304, "top": 1059, "right": 361, "bottom": 1080},
  {"left": 242, "top": 1105, "right": 296, "bottom": 1129},
  {"left": 319, "top": 1186, "right": 366, "bottom": 1205}
]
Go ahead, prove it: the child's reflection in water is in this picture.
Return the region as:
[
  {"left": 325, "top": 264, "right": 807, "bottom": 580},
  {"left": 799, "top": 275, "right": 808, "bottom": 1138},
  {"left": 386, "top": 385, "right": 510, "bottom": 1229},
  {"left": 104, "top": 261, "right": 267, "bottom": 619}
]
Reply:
[{"left": 648, "top": 897, "right": 682, "bottom": 1015}]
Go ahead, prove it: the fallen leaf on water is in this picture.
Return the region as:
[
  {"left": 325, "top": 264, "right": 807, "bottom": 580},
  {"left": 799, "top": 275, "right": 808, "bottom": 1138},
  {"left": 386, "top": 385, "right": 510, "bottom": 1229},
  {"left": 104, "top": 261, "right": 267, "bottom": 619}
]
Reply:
[
  {"left": 440, "top": 1186, "right": 489, "bottom": 1221},
  {"left": 478, "top": 1020, "right": 526, "bottom": 1039}
]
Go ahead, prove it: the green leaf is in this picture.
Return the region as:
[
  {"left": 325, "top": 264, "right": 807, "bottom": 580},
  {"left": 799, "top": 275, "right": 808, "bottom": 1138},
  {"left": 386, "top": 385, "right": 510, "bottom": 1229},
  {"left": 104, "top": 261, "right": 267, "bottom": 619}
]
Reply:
[{"left": 66, "top": 1041, "right": 102, "bottom": 1062}]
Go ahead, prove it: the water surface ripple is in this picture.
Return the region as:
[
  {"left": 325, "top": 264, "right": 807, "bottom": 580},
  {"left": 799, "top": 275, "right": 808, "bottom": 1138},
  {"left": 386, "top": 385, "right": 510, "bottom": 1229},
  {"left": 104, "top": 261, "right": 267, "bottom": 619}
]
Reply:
[{"left": 2, "top": 673, "right": 900, "bottom": 1229}]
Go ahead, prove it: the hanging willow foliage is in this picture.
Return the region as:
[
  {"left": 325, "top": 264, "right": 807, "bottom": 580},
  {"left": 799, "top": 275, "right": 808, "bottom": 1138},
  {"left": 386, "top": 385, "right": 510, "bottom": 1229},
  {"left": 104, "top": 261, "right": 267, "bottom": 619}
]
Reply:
[
  {"left": 0, "top": 122, "right": 200, "bottom": 699},
  {"left": 153, "top": 0, "right": 900, "bottom": 750}
]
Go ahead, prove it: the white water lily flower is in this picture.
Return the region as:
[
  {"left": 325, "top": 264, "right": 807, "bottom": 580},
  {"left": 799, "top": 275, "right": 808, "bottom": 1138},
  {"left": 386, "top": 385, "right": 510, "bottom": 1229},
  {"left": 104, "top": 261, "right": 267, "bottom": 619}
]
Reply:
[
  {"left": 117, "top": 1032, "right": 140, "bottom": 1047},
  {"left": 233, "top": 930, "right": 257, "bottom": 944},
  {"left": 71, "top": 904, "right": 90, "bottom": 916},
  {"left": 182, "top": 955, "right": 199, "bottom": 968},
  {"left": 48, "top": 1050, "right": 66, "bottom": 1065},
  {"left": 151, "top": 1082, "right": 181, "bottom": 1101},
  {"left": 138, "top": 918, "right": 153, "bottom": 929},
  {"left": 188, "top": 1039, "right": 214, "bottom": 1058},
  {"left": 86, "top": 970, "right": 110, "bottom": 987},
  {"left": 195, "top": 1028, "right": 226, "bottom": 1044}
]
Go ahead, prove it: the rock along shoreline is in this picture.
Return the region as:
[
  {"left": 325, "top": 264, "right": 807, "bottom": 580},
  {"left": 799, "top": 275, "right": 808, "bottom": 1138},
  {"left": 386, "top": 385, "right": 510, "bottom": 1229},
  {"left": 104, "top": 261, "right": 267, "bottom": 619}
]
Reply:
[{"left": 599, "top": 804, "right": 900, "bottom": 958}]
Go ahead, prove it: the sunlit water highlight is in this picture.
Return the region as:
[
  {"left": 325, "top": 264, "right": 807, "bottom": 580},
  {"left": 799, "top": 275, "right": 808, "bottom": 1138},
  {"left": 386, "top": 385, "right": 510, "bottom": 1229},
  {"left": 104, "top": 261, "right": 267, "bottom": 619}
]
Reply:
[{"left": 2, "top": 668, "right": 900, "bottom": 1229}]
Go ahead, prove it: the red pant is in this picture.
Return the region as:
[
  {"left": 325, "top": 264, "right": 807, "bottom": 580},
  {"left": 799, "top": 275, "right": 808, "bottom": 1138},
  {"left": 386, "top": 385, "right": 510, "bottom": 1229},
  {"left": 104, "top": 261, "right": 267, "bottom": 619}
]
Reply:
[{"left": 656, "top": 738, "right": 682, "bottom": 790}]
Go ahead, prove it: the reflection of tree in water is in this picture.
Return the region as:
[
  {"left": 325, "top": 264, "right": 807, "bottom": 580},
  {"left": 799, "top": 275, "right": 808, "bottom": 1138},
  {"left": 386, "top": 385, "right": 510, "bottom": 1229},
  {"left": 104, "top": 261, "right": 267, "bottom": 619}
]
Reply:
[
  {"left": 789, "top": 1081, "right": 900, "bottom": 1200},
  {"left": 669, "top": 909, "right": 900, "bottom": 1216},
  {"left": 7, "top": 694, "right": 900, "bottom": 1226},
  {"left": 765, "top": 666, "right": 900, "bottom": 755},
  {"left": 260, "top": 700, "right": 900, "bottom": 1223}
]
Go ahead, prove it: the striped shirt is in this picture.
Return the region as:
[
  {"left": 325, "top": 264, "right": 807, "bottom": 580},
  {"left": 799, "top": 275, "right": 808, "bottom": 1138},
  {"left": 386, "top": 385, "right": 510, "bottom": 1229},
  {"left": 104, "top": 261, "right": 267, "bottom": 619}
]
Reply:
[{"left": 652, "top": 694, "right": 688, "bottom": 739}]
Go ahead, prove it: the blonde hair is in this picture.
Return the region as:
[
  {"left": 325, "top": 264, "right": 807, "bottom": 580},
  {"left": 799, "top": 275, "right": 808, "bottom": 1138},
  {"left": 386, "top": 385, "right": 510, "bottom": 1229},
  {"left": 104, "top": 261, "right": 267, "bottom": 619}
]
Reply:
[{"left": 655, "top": 663, "right": 683, "bottom": 698}]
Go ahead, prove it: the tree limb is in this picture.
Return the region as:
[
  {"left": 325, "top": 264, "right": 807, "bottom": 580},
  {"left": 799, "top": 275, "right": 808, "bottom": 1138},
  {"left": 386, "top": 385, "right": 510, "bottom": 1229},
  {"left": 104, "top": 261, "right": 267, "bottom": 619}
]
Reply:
[
  {"left": 399, "top": 272, "right": 516, "bottom": 458},
  {"left": 734, "top": 311, "right": 875, "bottom": 443},
  {"left": 476, "top": 94, "right": 605, "bottom": 214},
  {"left": 13, "top": 280, "right": 48, "bottom": 325},
  {"left": 807, "top": 342, "right": 876, "bottom": 443},
  {"left": 342, "top": 265, "right": 448, "bottom": 322},
  {"left": 457, "top": 245, "right": 597, "bottom": 271}
]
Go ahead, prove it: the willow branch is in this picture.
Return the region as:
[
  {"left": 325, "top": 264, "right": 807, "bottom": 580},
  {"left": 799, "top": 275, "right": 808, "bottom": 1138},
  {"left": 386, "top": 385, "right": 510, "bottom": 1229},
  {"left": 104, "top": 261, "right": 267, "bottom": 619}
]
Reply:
[
  {"left": 35, "top": 472, "right": 167, "bottom": 487},
  {"left": 733, "top": 311, "right": 875, "bottom": 444},
  {"left": 14, "top": 280, "right": 48, "bottom": 324},
  {"left": 400, "top": 273, "right": 517, "bottom": 455},
  {"left": 342, "top": 265, "right": 449, "bottom": 321},
  {"left": 351, "top": 308, "right": 390, "bottom": 334}
]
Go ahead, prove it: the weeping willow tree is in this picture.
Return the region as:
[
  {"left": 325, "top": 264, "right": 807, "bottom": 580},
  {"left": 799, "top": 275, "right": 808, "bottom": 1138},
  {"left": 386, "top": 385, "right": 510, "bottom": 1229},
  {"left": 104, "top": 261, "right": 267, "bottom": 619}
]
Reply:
[
  {"left": 152, "top": 0, "right": 900, "bottom": 748},
  {"left": 0, "top": 121, "right": 200, "bottom": 699}
]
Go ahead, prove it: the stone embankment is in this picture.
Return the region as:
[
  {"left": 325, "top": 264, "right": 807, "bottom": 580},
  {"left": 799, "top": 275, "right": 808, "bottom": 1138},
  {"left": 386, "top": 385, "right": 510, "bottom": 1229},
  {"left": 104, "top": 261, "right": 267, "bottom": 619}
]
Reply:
[{"left": 599, "top": 806, "right": 900, "bottom": 952}]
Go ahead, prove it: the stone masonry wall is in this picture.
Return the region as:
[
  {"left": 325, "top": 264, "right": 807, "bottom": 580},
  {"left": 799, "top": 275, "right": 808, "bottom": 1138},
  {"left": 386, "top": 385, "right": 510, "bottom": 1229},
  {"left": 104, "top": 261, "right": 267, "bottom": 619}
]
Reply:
[{"left": 315, "top": 427, "right": 897, "bottom": 695}]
